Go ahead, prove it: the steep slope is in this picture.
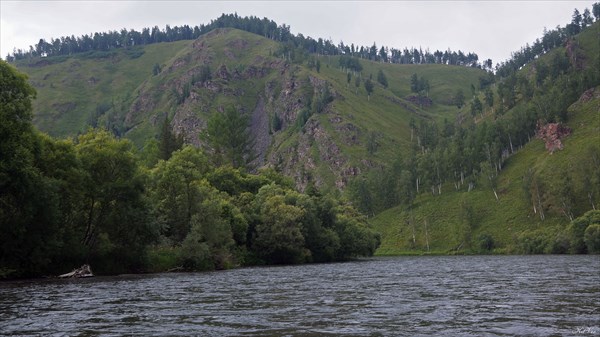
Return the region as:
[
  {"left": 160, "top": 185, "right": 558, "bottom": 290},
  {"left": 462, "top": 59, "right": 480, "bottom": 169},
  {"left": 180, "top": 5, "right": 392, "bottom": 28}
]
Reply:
[
  {"left": 15, "top": 28, "right": 485, "bottom": 192},
  {"left": 372, "top": 22, "right": 600, "bottom": 255},
  {"left": 16, "top": 41, "right": 191, "bottom": 138},
  {"left": 373, "top": 88, "right": 599, "bottom": 254}
]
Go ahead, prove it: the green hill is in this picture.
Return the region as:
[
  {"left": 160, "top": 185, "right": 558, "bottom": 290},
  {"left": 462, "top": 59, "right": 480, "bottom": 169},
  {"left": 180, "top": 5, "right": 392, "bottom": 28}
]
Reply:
[
  {"left": 372, "top": 21, "right": 600, "bottom": 255},
  {"left": 14, "top": 28, "right": 485, "bottom": 192},
  {"left": 12, "top": 19, "right": 600, "bottom": 257},
  {"left": 373, "top": 87, "right": 599, "bottom": 255}
]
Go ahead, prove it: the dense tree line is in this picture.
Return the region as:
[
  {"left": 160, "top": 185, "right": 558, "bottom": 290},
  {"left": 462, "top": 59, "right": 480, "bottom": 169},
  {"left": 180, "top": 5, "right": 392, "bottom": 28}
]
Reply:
[
  {"left": 337, "top": 42, "right": 484, "bottom": 68},
  {"left": 0, "top": 60, "right": 380, "bottom": 278},
  {"left": 6, "top": 13, "right": 483, "bottom": 69},
  {"left": 495, "top": 3, "right": 599, "bottom": 78},
  {"left": 8, "top": 5, "right": 598, "bottom": 69}
]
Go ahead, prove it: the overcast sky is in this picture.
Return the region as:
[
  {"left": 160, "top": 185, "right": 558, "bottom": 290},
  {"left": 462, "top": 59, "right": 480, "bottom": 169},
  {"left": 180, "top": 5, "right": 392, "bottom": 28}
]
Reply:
[{"left": 1, "top": 1, "right": 594, "bottom": 65}]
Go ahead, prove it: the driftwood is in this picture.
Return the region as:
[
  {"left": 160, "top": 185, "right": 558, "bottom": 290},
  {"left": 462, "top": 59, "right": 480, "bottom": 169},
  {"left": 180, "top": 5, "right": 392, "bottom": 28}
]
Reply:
[
  {"left": 167, "top": 266, "right": 184, "bottom": 272},
  {"left": 58, "top": 264, "right": 94, "bottom": 278}
]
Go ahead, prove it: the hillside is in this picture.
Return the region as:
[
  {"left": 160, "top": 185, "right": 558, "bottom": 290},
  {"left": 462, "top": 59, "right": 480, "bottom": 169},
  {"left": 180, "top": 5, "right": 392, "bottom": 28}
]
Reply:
[
  {"left": 11, "top": 17, "right": 600, "bottom": 258},
  {"left": 373, "top": 87, "right": 599, "bottom": 254},
  {"left": 372, "top": 21, "right": 600, "bottom": 255},
  {"left": 14, "top": 28, "right": 485, "bottom": 192}
]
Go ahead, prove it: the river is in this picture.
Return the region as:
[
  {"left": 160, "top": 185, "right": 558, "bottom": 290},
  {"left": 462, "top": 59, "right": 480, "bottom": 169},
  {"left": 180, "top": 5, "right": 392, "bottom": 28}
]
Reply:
[{"left": 1, "top": 256, "right": 598, "bottom": 336}]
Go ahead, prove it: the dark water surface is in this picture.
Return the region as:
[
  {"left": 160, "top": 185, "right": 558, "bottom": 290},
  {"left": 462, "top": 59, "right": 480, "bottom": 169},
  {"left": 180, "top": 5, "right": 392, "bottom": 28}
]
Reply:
[{"left": 1, "top": 256, "right": 598, "bottom": 336}]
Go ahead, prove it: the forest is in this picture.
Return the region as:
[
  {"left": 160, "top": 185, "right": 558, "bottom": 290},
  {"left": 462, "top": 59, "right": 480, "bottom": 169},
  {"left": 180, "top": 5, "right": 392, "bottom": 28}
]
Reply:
[
  {"left": 6, "top": 13, "right": 483, "bottom": 68},
  {"left": 346, "top": 5, "right": 600, "bottom": 254},
  {"left": 351, "top": 7, "right": 600, "bottom": 211},
  {"left": 2, "top": 5, "right": 600, "bottom": 279},
  {"left": 0, "top": 60, "right": 380, "bottom": 278}
]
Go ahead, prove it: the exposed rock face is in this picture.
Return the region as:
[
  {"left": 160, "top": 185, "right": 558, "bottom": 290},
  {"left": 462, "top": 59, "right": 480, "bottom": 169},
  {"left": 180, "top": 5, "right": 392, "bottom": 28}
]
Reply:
[
  {"left": 250, "top": 96, "right": 271, "bottom": 167},
  {"left": 536, "top": 121, "right": 572, "bottom": 154},
  {"left": 566, "top": 38, "right": 585, "bottom": 70},
  {"left": 577, "top": 87, "right": 599, "bottom": 104},
  {"left": 268, "top": 117, "right": 361, "bottom": 191},
  {"left": 406, "top": 95, "right": 433, "bottom": 108},
  {"left": 125, "top": 30, "right": 364, "bottom": 191},
  {"left": 216, "top": 64, "right": 231, "bottom": 80}
]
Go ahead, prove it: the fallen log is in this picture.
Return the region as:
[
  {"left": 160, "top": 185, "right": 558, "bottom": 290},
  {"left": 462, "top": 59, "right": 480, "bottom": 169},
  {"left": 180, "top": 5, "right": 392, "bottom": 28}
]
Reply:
[{"left": 58, "top": 264, "right": 94, "bottom": 278}]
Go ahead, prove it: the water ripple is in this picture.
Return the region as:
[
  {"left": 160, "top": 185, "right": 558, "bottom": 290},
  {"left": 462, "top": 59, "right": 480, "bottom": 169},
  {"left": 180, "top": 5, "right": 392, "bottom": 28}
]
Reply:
[{"left": 1, "top": 256, "right": 598, "bottom": 336}]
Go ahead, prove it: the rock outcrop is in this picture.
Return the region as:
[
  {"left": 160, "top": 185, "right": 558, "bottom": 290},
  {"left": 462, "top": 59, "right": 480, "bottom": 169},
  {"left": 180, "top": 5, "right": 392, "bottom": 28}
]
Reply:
[{"left": 536, "top": 121, "right": 571, "bottom": 154}]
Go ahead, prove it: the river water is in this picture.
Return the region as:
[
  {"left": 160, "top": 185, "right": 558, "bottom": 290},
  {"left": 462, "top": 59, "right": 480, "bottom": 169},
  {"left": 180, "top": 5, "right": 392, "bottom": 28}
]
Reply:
[{"left": 1, "top": 256, "right": 598, "bottom": 336}]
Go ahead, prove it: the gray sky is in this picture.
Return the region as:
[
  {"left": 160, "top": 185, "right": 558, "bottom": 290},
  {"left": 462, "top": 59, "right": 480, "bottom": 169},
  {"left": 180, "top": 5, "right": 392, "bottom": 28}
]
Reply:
[{"left": 0, "top": 1, "right": 593, "bottom": 65}]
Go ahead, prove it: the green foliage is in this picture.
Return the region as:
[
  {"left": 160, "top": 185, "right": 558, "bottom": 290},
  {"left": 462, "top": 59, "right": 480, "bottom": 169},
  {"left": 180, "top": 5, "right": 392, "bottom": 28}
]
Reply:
[
  {"left": 410, "top": 73, "right": 430, "bottom": 95},
  {"left": 202, "top": 107, "right": 256, "bottom": 169},
  {"left": 140, "top": 138, "right": 160, "bottom": 168},
  {"left": 338, "top": 56, "right": 363, "bottom": 72},
  {"left": 124, "top": 47, "right": 145, "bottom": 59},
  {"left": 568, "top": 210, "right": 600, "bottom": 253},
  {"left": 366, "top": 131, "right": 381, "bottom": 155},
  {"left": 150, "top": 146, "right": 210, "bottom": 241},
  {"left": 271, "top": 113, "right": 282, "bottom": 132},
  {"left": 0, "top": 62, "right": 160, "bottom": 277},
  {"left": 376, "top": 69, "right": 388, "bottom": 88},
  {"left": 584, "top": 224, "right": 600, "bottom": 253},
  {"left": 453, "top": 88, "right": 465, "bottom": 109},
  {"left": 198, "top": 64, "right": 212, "bottom": 83},
  {"left": 146, "top": 245, "right": 180, "bottom": 272},
  {"left": 0, "top": 60, "right": 61, "bottom": 277},
  {"left": 180, "top": 190, "right": 238, "bottom": 270},
  {"left": 311, "top": 83, "right": 333, "bottom": 115},
  {"left": 364, "top": 79, "right": 374, "bottom": 98},
  {"left": 516, "top": 230, "right": 550, "bottom": 254},
  {"left": 484, "top": 88, "right": 494, "bottom": 108},
  {"left": 333, "top": 204, "right": 381, "bottom": 258},
  {"left": 253, "top": 186, "right": 308, "bottom": 264},
  {"left": 477, "top": 233, "right": 495, "bottom": 252},
  {"left": 75, "top": 129, "right": 157, "bottom": 272},
  {"left": 152, "top": 63, "right": 162, "bottom": 76},
  {"left": 158, "top": 116, "right": 183, "bottom": 161},
  {"left": 10, "top": 18, "right": 599, "bottom": 264},
  {"left": 470, "top": 97, "right": 483, "bottom": 117}
]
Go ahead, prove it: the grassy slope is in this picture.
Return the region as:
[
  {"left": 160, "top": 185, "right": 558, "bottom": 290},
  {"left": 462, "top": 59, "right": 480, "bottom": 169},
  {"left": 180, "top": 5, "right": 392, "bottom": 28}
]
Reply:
[
  {"left": 17, "top": 26, "right": 598, "bottom": 255},
  {"left": 373, "top": 92, "right": 599, "bottom": 255},
  {"left": 372, "top": 22, "right": 600, "bottom": 255},
  {"left": 310, "top": 58, "right": 484, "bottom": 169},
  {"left": 124, "top": 29, "right": 282, "bottom": 145},
  {"left": 17, "top": 41, "right": 191, "bottom": 138},
  {"left": 16, "top": 30, "right": 483, "bottom": 169}
]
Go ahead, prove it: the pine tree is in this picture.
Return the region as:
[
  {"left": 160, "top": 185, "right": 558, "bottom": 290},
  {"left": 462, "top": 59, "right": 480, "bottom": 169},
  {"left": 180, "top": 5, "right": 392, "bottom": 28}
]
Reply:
[
  {"left": 376, "top": 69, "right": 388, "bottom": 88},
  {"left": 202, "top": 107, "right": 256, "bottom": 169},
  {"left": 364, "top": 79, "right": 374, "bottom": 100},
  {"left": 158, "top": 116, "right": 183, "bottom": 161}
]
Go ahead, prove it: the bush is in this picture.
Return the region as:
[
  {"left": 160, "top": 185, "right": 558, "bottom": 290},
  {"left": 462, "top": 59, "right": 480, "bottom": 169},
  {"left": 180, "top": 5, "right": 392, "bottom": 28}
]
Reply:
[
  {"left": 584, "top": 224, "right": 600, "bottom": 254},
  {"left": 568, "top": 210, "right": 600, "bottom": 254},
  {"left": 146, "top": 245, "right": 180, "bottom": 272},
  {"left": 124, "top": 47, "right": 145, "bottom": 59},
  {"left": 477, "top": 233, "right": 495, "bottom": 252},
  {"left": 516, "top": 230, "right": 548, "bottom": 254},
  {"left": 547, "top": 232, "right": 570, "bottom": 254}
]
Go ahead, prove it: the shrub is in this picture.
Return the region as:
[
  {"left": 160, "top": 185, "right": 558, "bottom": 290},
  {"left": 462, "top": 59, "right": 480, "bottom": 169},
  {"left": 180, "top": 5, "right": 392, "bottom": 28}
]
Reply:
[
  {"left": 547, "top": 232, "right": 570, "bottom": 254},
  {"left": 477, "top": 233, "right": 495, "bottom": 252},
  {"left": 584, "top": 224, "right": 600, "bottom": 254},
  {"left": 517, "top": 230, "right": 548, "bottom": 254},
  {"left": 568, "top": 210, "right": 600, "bottom": 253}
]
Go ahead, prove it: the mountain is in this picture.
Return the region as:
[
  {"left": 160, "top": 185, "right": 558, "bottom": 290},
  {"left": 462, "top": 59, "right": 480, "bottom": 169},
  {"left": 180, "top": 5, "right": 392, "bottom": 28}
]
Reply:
[
  {"left": 373, "top": 21, "right": 600, "bottom": 255},
  {"left": 13, "top": 27, "right": 484, "bottom": 192},
  {"left": 11, "top": 16, "right": 600, "bottom": 257}
]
